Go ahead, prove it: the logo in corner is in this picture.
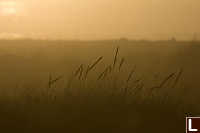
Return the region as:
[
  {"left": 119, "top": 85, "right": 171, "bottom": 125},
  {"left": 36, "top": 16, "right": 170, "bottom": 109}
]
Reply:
[{"left": 186, "top": 117, "right": 200, "bottom": 133}]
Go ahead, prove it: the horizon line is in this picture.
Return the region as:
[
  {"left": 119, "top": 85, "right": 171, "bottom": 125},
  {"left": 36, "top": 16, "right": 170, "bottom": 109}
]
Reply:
[{"left": 0, "top": 38, "right": 199, "bottom": 42}]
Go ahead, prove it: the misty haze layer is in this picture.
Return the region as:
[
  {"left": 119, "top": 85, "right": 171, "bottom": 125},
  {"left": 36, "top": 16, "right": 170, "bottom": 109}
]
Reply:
[{"left": 0, "top": 0, "right": 199, "bottom": 40}]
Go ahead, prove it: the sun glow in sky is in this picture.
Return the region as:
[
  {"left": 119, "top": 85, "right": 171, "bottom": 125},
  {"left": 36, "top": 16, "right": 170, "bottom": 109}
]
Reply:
[
  {"left": 0, "top": 0, "right": 200, "bottom": 40},
  {"left": 0, "top": 1, "right": 18, "bottom": 16}
]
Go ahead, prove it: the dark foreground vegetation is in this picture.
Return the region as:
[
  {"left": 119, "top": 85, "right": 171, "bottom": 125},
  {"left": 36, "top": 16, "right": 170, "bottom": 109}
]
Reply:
[{"left": 0, "top": 40, "right": 200, "bottom": 133}]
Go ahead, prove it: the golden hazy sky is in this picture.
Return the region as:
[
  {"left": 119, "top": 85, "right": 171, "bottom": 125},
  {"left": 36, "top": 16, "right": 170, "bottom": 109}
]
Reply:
[{"left": 0, "top": 0, "right": 199, "bottom": 40}]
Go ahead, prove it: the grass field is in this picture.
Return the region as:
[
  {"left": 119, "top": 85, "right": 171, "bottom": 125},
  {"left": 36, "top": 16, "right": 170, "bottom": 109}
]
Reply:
[{"left": 0, "top": 40, "right": 199, "bottom": 133}]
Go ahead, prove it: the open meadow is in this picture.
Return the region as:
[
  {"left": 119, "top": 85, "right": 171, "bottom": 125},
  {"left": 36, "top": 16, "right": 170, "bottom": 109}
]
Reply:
[{"left": 0, "top": 40, "right": 199, "bottom": 133}]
